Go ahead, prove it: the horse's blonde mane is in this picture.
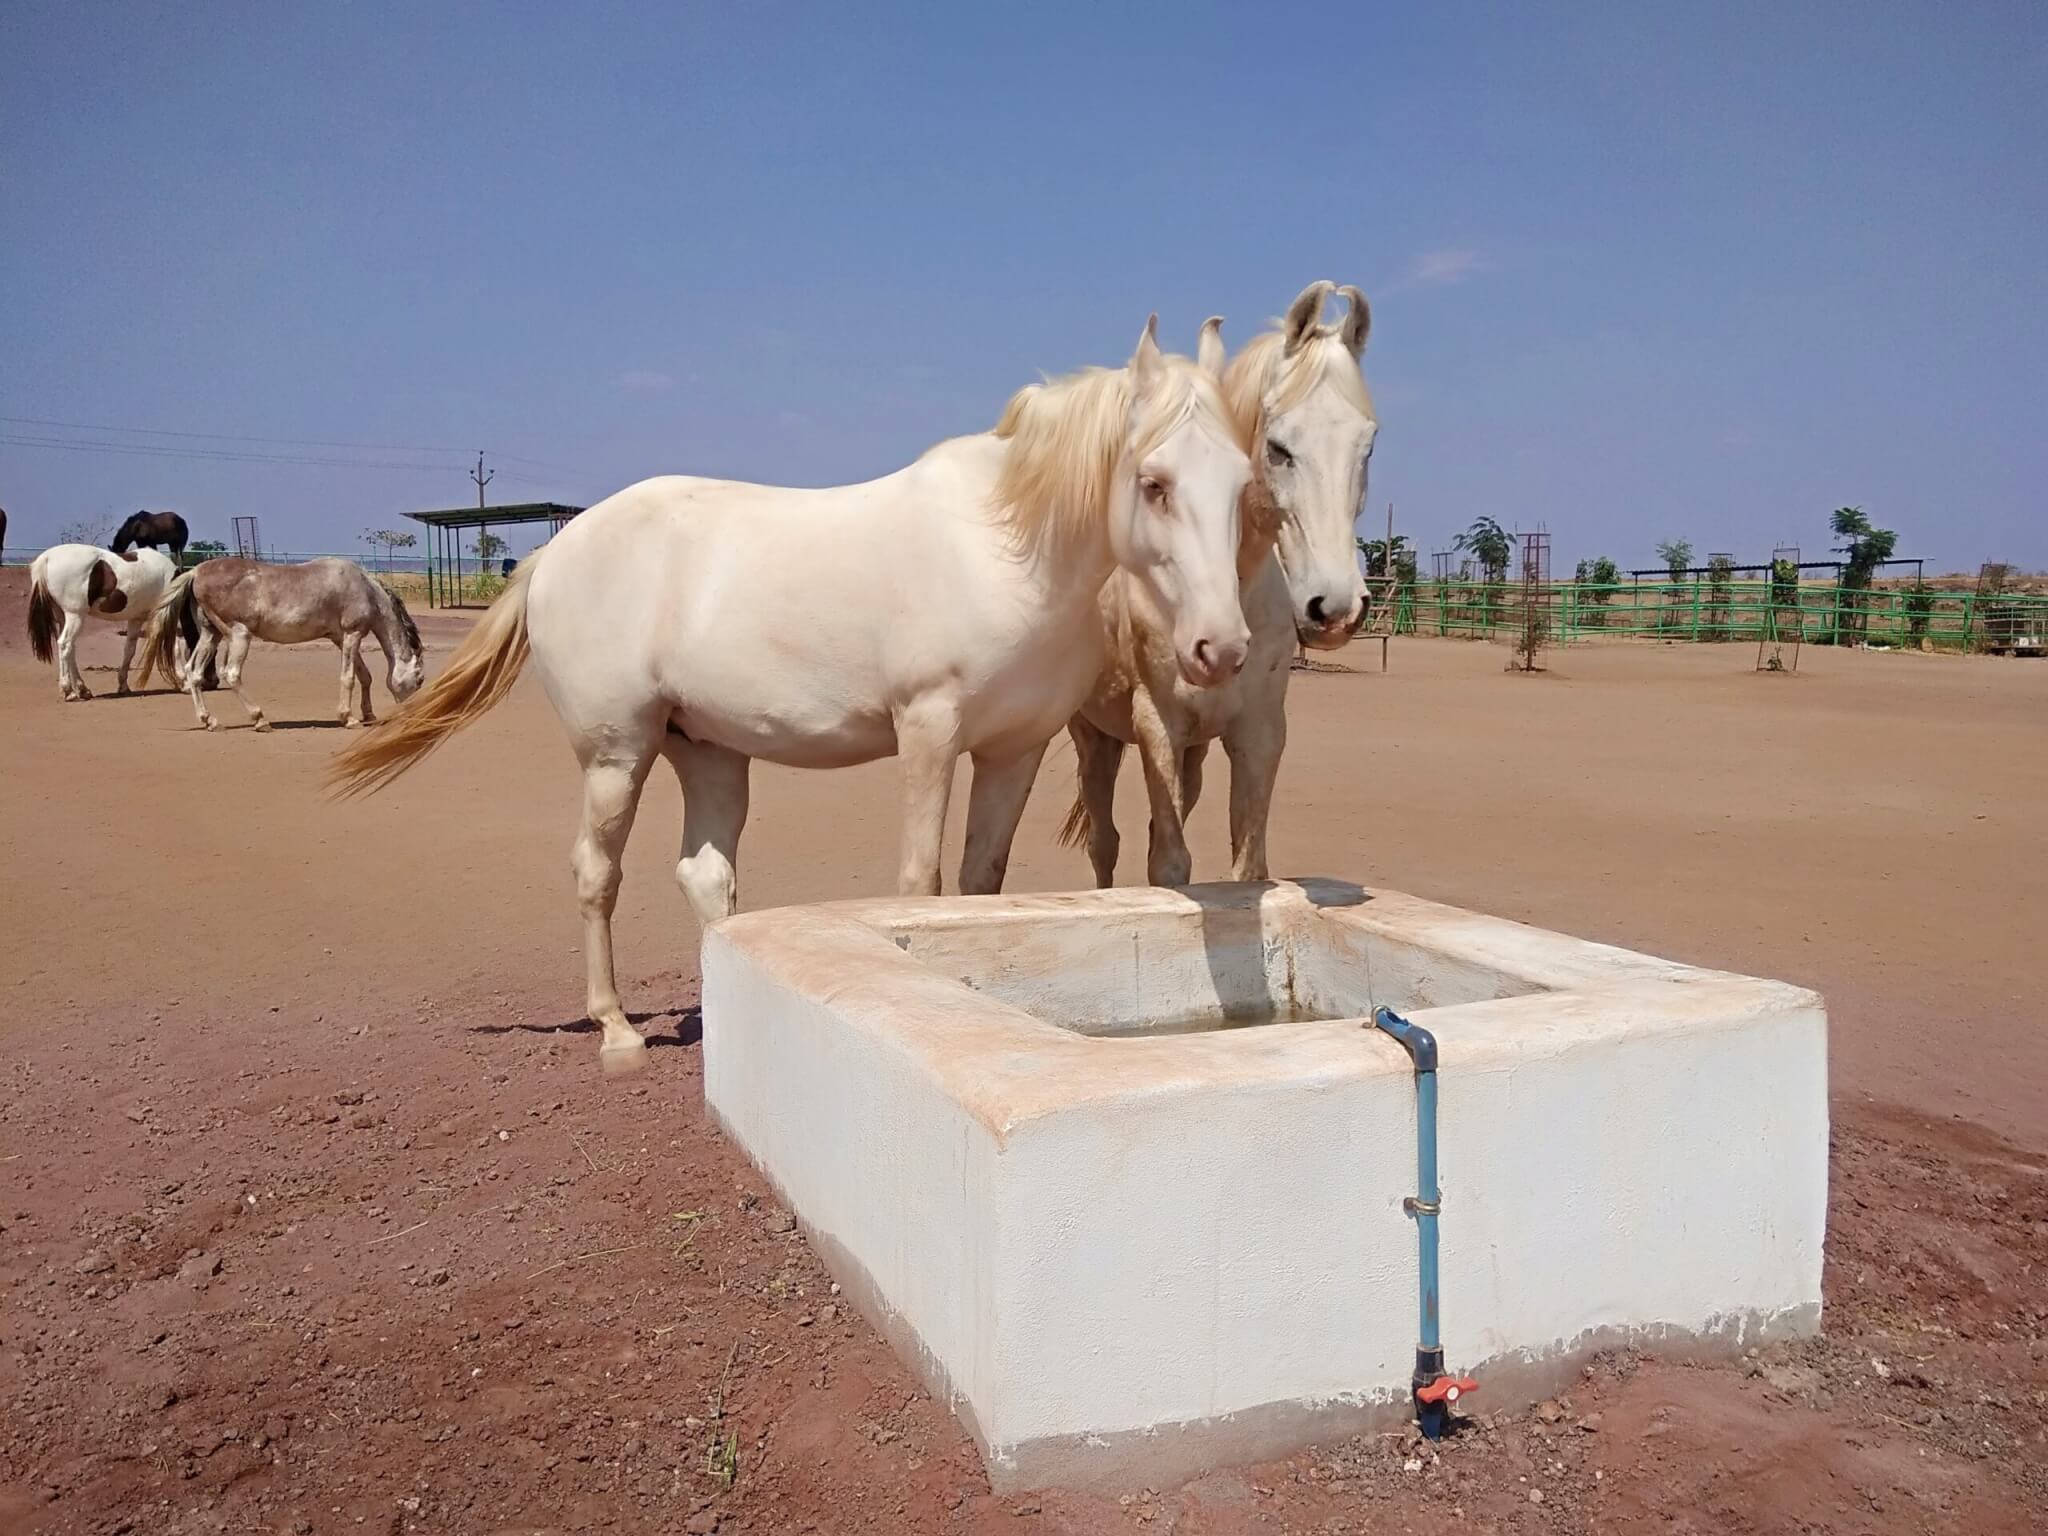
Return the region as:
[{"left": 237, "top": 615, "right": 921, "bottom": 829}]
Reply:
[
  {"left": 990, "top": 353, "right": 1238, "bottom": 555},
  {"left": 1220, "top": 325, "right": 1376, "bottom": 559},
  {"left": 1221, "top": 327, "right": 1375, "bottom": 442}
]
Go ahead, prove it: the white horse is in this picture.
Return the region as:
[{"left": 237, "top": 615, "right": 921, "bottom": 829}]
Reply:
[
  {"left": 333, "top": 319, "right": 1254, "bottom": 1073},
  {"left": 25, "top": 544, "right": 185, "bottom": 700},
  {"left": 1061, "top": 282, "right": 1377, "bottom": 886}
]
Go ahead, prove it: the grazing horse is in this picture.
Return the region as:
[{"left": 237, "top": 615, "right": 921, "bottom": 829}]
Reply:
[
  {"left": 331, "top": 319, "right": 1254, "bottom": 1074},
  {"left": 110, "top": 510, "right": 190, "bottom": 565},
  {"left": 144, "top": 557, "right": 425, "bottom": 731},
  {"left": 25, "top": 544, "right": 185, "bottom": 700},
  {"left": 1061, "top": 282, "right": 1378, "bottom": 887}
]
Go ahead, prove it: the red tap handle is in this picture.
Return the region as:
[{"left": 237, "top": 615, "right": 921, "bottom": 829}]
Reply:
[{"left": 1415, "top": 1374, "right": 1478, "bottom": 1406}]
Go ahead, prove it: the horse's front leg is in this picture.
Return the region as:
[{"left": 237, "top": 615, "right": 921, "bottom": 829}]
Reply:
[
  {"left": 894, "top": 696, "right": 963, "bottom": 897},
  {"left": 959, "top": 740, "right": 1049, "bottom": 895},
  {"left": 1131, "top": 692, "right": 1192, "bottom": 887},
  {"left": 1220, "top": 692, "right": 1286, "bottom": 882},
  {"left": 338, "top": 631, "right": 366, "bottom": 725}
]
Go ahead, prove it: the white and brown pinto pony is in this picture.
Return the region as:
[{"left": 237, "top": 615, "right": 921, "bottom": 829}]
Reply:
[
  {"left": 143, "top": 557, "right": 425, "bottom": 731},
  {"left": 1061, "top": 281, "right": 1378, "bottom": 886},
  {"left": 25, "top": 544, "right": 185, "bottom": 700},
  {"left": 332, "top": 319, "right": 1253, "bottom": 1073}
]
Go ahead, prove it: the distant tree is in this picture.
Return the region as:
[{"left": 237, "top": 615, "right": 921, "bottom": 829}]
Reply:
[
  {"left": 59, "top": 518, "right": 108, "bottom": 547},
  {"left": 1828, "top": 506, "right": 1897, "bottom": 644},
  {"left": 1356, "top": 533, "right": 1417, "bottom": 584},
  {"left": 362, "top": 528, "right": 418, "bottom": 570},
  {"left": 1655, "top": 539, "right": 1693, "bottom": 582},
  {"left": 187, "top": 539, "right": 227, "bottom": 561},
  {"left": 1574, "top": 555, "right": 1619, "bottom": 625},
  {"left": 472, "top": 531, "right": 508, "bottom": 566},
  {"left": 1455, "top": 516, "right": 1512, "bottom": 583}
]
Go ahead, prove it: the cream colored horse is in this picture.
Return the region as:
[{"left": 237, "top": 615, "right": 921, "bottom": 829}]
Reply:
[
  {"left": 1061, "top": 282, "right": 1377, "bottom": 886},
  {"left": 331, "top": 320, "right": 1253, "bottom": 1073}
]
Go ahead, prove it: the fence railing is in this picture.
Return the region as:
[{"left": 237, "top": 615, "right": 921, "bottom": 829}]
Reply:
[{"left": 1386, "top": 579, "right": 2048, "bottom": 653}]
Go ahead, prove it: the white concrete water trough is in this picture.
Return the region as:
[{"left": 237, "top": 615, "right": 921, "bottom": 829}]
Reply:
[{"left": 703, "top": 879, "right": 1828, "bottom": 1489}]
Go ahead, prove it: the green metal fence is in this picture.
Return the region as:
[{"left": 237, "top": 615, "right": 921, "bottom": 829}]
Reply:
[{"left": 1387, "top": 580, "right": 2048, "bottom": 653}]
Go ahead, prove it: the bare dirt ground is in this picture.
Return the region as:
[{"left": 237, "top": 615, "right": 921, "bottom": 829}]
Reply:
[{"left": 4, "top": 568, "right": 2045, "bottom": 1534}]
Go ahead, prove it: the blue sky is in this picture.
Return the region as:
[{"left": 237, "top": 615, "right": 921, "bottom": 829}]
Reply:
[{"left": 4, "top": 2, "right": 2044, "bottom": 571}]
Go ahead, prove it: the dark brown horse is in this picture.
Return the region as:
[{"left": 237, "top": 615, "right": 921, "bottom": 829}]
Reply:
[{"left": 110, "top": 510, "right": 189, "bottom": 564}]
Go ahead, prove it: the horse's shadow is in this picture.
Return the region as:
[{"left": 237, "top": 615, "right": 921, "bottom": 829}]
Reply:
[{"left": 470, "top": 1005, "right": 702, "bottom": 1050}]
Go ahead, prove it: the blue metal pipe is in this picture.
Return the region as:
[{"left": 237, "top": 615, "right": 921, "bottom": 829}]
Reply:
[{"left": 1373, "top": 1005, "right": 1471, "bottom": 1437}]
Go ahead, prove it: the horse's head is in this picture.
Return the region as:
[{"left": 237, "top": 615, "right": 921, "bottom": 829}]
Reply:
[
  {"left": 382, "top": 587, "right": 427, "bottom": 699},
  {"left": 1108, "top": 317, "right": 1254, "bottom": 685},
  {"left": 1229, "top": 281, "right": 1377, "bottom": 650},
  {"left": 109, "top": 511, "right": 145, "bottom": 554}
]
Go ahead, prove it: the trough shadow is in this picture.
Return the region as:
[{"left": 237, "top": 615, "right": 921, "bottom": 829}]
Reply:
[{"left": 469, "top": 1005, "right": 702, "bottom": 1050}]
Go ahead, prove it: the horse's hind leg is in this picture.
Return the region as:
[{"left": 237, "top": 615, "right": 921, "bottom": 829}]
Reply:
[
  {"left": 185, "top": 625, "right": 220, "bottom": 729},
  {"left": 220, "top": 627, "right": 268, "bottom": 730},
  {"left": 662, "top": 735, "right": 750, "bottom": 924},
  {"left": 959, "top": 741, "right": 1047, "bottom": 895},
  {"left": 1068, "top": 717, "right": 1125, "bottom": 888},
  {"left": 338, "top": 631, "right": 367, "bottom": 726},
  {"left": 115, "top": 622, "right": 139, "bottom": 695},
  {"left": 1180, "top": 740, "right": 1210, "bottom": 823},
  {"left": 57, "top": 611, "right": 87, "bottom": 700},
  {"left": 572, "top": 739, "right": 659, "bottom": 1075}
]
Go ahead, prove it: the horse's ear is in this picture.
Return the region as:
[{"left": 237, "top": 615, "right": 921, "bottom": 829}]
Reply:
[
  {"left": 1337, "top": 286, "right": 1371, "bottom": 355},
  {"left": 1197, "top": 316, "right": 1227, "bottom": 379},
  {"left": 1130, "top": 313, "right": 1164, "bottom": 394},
  {"left": 1283, "top": 280, "right": 1335, "bottom": 355}
]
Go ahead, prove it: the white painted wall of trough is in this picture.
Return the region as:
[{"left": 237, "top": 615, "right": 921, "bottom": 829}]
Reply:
[{"left": 703, "top": 882, "right": 1827, "bottom": 1489}]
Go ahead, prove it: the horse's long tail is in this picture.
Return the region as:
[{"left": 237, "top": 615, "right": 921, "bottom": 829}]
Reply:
[
  {"left": 138, "top": 570, "right": 197, "bottom": 691},
  {"left": 1055, "top": 787, "right": 1090, "bottom": 848},
  {"left": 327, "top": 557, "right": 537, "bottom": 797},
  {"left": 25, "top": 562, "right": 59, "bottom": 664}
]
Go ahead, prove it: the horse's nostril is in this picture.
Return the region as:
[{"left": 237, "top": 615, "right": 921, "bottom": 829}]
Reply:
[
  {"left": 1306, "top": 595, "right": 1328, "bottom": 625},
  {"left": 1194, "top": 638, "right": 1214, "bottom": 670}
]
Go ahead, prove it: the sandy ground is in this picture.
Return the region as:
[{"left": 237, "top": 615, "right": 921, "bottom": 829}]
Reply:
[{"left": 3, "top": 570, "right": 2045, "bottom": 1533}]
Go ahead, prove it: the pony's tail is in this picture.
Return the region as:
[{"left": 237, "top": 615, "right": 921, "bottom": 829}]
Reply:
[
  {"left": 327, "top": 557, "right": 537, "bottom": 798},
  {"left": 1055, "top": 787, "right": 1090, "bottom": 849},
  {"left": 138, "top": 570, "right": 197, "bottom": 691},
  {"left": 26, "top": 568, "right": 58, "bottom": 664}
]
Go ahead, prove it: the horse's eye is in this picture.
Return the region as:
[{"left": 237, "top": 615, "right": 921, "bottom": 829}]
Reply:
[
  {"left": 1267, "top": 441, "right": 1294, "bottom": 469},
  {"left": 1139, "top": 476, "right": 1167, "bottom": 504}
]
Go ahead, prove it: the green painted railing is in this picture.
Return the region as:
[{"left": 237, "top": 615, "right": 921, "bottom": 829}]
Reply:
[{"left": 1382, "top": 580, "right": 2048, "bottom": 653}]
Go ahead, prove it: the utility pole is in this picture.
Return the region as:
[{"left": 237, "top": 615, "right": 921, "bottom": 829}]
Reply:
[{"left": 471, "top": 450, "right": 494, "bottom": 510}]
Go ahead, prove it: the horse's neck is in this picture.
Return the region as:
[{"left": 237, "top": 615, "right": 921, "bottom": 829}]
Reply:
[{"left": 365, "top": 591, "right": 408, "bottom": 662}]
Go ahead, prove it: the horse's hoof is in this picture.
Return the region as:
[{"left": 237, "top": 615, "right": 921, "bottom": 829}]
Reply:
[
  {"left": 253, "top": 719, "right": 273, "bottom": 733},
  {"left": 599, "top": 1040, "right": 651, "bottom": 1077},
  {"left": 201, "top": 718, "right": 220, "bottom": 732}
]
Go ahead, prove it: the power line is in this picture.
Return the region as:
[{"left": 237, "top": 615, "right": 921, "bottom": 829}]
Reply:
[
  {"left": 0, "top": 413, "right": 474, "bottom": 455},
  {"left": 0, "top": 432, "right": 467, "bottom": 472},
  {"left": 0, "top": 414, "right": 603, "bottom": 480}
]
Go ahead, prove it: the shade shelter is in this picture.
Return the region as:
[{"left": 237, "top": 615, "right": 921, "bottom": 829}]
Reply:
[{"left": 405, "top": 502, "right": 582, "bottom": 608}]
